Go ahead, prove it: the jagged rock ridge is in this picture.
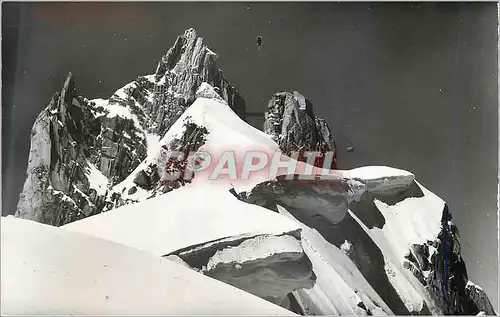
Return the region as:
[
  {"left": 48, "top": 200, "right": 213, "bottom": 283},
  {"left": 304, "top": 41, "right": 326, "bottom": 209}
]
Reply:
[
  {"left": 12, "top": 27, "right": 496, "bottom": 316},
  {"left": 411, "top": 205, "right": 496, "bottom": 315},
  {"left": 241, "top": 169, "right": 496, "bottom": 315},
  {"left": 129, "top": 28, "right": 246, "bottom": 138},
  {"left": 15, "top": 73, "right": 147, "bottom": 225},
  {"left": 15, "top": 28, "right": 246, "bottom": 226}
]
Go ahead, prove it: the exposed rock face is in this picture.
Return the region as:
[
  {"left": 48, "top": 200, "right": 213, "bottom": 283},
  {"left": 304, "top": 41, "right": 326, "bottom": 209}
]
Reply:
[
  {"left": 407, "top": 205, "right": 497, "bottom": 315},
  {"left": 95, "top": 95, "right": 148, "bottom": 183},
  {"left": 465, "top": 282, "right": 496, "bottom": 315},
  {"left": 15, "top": 73, "right": 146, "bottom": 226},
  {"left": 242, "top": 167, "right": 496, "bottom": 315},
  {"left": 128, "top": 28, "right": 246, "bottom": 138},
  {"left": 129, "top": 117, "right": 209, "bottom": 196},
  {"left": 263, "top": 91, "right": 337, "bottom": 169},
  {"left": 111, "top": 82, "right": 246, "bottom": 205},
  {"left": 154, "top": 119, "right": 209, "bottom": 194},
  {"left": 13, "top": 27, "right": 495, "bottom": 316},
  {"left": 16, "top": 28, "right": 246, "bottom": 226},
  {"left": 156, "top": 29, "right": 246, "bottom": 117}
]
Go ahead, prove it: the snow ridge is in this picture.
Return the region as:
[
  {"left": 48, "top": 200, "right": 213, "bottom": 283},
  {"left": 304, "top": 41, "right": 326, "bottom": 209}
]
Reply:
[{"left": 9, "top": 27, "right": 495, "bottom": 316}]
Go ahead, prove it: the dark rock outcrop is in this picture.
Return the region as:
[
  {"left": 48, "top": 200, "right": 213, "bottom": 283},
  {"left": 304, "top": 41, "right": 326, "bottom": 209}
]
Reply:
[
  {"left": 406, "top": 204, "right": 497, "bottom": 315},
  {"left": 263, "top": 91, "right": 337, "bottom": 169},
  {"left": 128, "top": 117, "right": 210, "bottom": 200},
  {"left": 96, "top": 103, "right": 147, "bottom": 182},
  {"left": 127, "top": 28, "right": 246, "bottom": 138},
  {"left": 15, "top": 73, "right": 148, "bottom": 226}
]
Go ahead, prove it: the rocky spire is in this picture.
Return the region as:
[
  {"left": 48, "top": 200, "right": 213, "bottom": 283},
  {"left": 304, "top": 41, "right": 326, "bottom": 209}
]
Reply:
[
  {"left": 155, "top": 29, "right": 245, "bottom": 111},
  {"left": 263, "top": 91, "right": 337, "bottom": 169},
  {"left": 422, "top": 205, "right": 496, "bottom": 315},
  {"left": 15, "top": 73, "right": 148, "bottom": 226},
  {"left": 15, "top": 28, "right": 248, "bottom": 226},
  {"left": 143, "top": 28, "right": 246, "bottom": 137},
  {"left": 16, "top": 73, "right": 103, "bottom": 225}
]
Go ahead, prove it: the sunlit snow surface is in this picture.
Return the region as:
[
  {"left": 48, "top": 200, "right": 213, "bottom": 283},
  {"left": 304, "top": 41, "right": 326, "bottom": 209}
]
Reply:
[
  {"left": 206, "top": 234, "right": 303, "bottom": 271},
  {"left": 7, "top": 77, "right": 470, "bottom": 315},
  {"left": 112, "top": 87, "right": 346, "bottom": 199},
  {"left": 277, "top": 205, "right": 393, "bottom": 316},
  {"left": 63, "top": 184, "right": 300, "bottom": 257},
  {"left": 84, "top": 84, "right": 446, "bottom": 315},
  {"left": 348, "top": 166, "right": 415, "bottom": 194},
  {"left": 369, "top": 183, "right": 443, "bottom": 260},
  {"left": 1, "top": 217, "right": 295, "bottom": 315},
  {"left": 84, "top": 162, "right": 109, "bottom": 196},
  {"left": 347, "top": 181, "right": 444, "bottom": 314}
]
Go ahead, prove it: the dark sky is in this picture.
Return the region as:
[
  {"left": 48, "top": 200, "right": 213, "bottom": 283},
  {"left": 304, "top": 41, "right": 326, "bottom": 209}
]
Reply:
[{"left": 2, "top": 2, "right": 498, "bottom": 308}]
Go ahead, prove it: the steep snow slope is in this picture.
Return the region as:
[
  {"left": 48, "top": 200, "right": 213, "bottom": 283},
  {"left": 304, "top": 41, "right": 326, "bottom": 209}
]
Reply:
[
  {"left": 12, "top": 27, "right": 495, "bottom": 316},
  {"left": 277, "top": 205, "right": 393, "bottom": 316},
  {"left": 347, "top": 180, "right": 443, "bottom": 314},
  {"left": 13, "top": 79, "right": 495, "bottom": 314},
  {"left": 1, "top": 217, "right": 295, "bottom": 315},
  {"left": 243, "top": 167, "right": 494, "bottom": 315},
  {"left": 235, "top": 166, "right": 446, "bottom": 314},
  {"left": 112, "top": 84, "right": 344, "bottom": 204},
  {"left": 112, "top": 93, "right": 277, "bottom": 196},
  {"left": 357, "top": 182, "right": 442, "bottom": 262},
  {"left": 15, "top": 28, "right": 248, "bottom": 225},
  {"left": 257, "top": 168, "right": 436, "bottom": 315},
  {"left": 88, "top": 87, "right": 495, "bottom": 314}
]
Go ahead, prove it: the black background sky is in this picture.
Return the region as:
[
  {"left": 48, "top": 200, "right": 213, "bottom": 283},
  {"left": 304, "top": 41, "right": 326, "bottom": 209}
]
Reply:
[{"left": 2, "top": 2, "right": 498, "bottom": 307}]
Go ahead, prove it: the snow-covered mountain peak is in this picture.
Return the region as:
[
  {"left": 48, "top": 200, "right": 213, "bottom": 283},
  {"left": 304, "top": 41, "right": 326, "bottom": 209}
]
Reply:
[
  {"left": 9, "top": 28, "right": 496, "bottom": 316},
  {"left": 15, "top": 28, "right": 247, "bottom": 226}
]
